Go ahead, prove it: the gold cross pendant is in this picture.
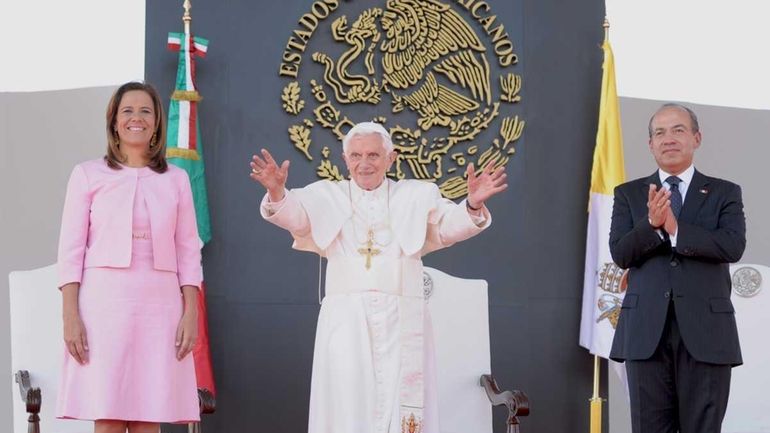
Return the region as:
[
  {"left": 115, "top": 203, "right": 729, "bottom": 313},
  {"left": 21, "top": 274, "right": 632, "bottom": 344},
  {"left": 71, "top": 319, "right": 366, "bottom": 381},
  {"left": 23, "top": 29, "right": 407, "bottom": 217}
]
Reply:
[{"left": 357, "top": 229, "right": 381, "bottom": 270}]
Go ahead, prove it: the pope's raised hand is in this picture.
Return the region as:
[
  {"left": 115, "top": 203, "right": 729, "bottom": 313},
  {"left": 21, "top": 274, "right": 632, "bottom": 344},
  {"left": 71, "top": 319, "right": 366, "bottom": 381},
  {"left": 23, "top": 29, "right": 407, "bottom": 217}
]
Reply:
[
  {"left": 466, "top": 161, "right": 508, "bottom": 209},
  {"left": 250, "top": 149, "right": 290, "bottom": 201}
]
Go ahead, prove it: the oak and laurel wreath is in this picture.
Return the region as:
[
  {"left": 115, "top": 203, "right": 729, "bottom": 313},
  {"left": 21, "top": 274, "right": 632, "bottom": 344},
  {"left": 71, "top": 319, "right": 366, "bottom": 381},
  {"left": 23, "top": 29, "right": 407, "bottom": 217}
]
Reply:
[
  {"left": 288, "top": 124, "right": 313, "bottom": 160},
  {"left": 281, "top": 82, "right": 304, "bottom": 115}
]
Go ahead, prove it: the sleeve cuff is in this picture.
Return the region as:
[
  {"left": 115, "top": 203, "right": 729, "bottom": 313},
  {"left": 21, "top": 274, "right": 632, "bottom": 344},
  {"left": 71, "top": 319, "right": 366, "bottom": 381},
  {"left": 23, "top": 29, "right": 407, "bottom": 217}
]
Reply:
[
  {"left": 57, "top": 266, "right": 83, "bottom": 289},
  {"left": 261, "top": 192, "right": 287, "bottom": 217},
  {"left": 178, "top": 275, "right": 202, "bottom": 289},
  {"left": 469, "top": 211, "right": 487, "bottom": 226},
  {"left": 462, "top": 199, "right": 489, "bottom": 227}
]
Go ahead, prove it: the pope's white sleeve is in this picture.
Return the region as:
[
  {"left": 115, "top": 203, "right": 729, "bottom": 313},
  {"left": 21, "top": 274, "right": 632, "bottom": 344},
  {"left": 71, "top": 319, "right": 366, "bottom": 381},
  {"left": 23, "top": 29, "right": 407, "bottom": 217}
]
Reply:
[
  {"left": 260, "top": 190, "right": 311, "bottom": 237},
  {"left": 425, "top": 187, "right": 491, "bottom": 251}
]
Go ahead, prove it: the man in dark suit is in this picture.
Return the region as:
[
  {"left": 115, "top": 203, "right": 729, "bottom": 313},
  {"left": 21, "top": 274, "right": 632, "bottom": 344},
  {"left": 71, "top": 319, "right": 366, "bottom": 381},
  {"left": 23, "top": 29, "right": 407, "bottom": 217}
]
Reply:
[{"left": 609, "top": 103, "right": 746, "bottom": 433}]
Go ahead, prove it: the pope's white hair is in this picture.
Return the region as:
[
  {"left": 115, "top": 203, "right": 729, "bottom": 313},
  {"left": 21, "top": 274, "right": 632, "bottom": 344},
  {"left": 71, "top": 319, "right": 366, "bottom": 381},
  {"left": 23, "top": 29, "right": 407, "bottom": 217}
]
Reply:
[{"left": 342, "top": 122, "right": 394, "bottom": 154}]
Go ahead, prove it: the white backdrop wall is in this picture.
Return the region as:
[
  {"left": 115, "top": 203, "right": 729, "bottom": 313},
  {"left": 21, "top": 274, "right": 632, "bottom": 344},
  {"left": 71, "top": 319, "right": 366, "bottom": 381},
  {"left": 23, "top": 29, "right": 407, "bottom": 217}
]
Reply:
[
  {"left": 0, "top": 0, "right": 145, "bottom": 92},
  {"left": 605, "top": 0, "right": 770, "bottom": 110}
]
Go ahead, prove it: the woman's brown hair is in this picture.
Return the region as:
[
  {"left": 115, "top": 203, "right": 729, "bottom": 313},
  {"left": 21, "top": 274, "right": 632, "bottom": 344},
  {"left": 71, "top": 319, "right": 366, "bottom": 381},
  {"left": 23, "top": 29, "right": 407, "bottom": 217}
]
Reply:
[{"left": 105, "top": 81, "right": 168, "bottom": 173}]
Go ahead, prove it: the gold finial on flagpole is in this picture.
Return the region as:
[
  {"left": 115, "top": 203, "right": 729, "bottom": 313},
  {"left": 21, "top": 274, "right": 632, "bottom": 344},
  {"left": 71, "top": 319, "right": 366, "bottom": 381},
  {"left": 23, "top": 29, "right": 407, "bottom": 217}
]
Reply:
[
  {"left": 183, "top": 0, "right": 192, "bottom": 34},
  {"left": 603, "top": 17, "right": 610, "bottom": 42}
]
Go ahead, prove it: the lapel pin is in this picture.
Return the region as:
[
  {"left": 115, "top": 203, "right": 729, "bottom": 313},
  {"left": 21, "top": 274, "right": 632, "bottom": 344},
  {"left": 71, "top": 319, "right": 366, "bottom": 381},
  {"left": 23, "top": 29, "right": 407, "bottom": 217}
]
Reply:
[{"left": 699, "top": 188, "right": 708, "bottom": 194}]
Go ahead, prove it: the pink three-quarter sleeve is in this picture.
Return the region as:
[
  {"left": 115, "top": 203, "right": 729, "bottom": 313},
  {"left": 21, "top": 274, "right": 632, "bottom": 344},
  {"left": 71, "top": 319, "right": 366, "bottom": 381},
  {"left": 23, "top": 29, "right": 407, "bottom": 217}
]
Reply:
[
  {"left": 57, "top": 165, "right": 92, "bottom": 288},
  {"left": 175, "top": 172, "right": 203, "bottom": 288}
]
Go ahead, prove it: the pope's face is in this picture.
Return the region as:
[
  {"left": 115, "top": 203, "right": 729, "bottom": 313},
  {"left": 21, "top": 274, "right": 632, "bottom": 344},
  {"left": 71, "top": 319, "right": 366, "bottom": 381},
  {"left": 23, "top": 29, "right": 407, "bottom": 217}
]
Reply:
[
  {"left": 648, "top": 107, "right": 701, "bottom": 175},
  {"left": 342, "top": 133, "right": 396, "bottom": 190}
]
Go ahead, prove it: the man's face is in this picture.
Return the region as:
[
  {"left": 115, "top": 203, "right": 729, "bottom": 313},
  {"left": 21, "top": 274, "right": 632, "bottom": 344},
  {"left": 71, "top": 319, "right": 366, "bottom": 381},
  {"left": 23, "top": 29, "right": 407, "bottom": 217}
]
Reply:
[
  {"left": 648, "top": 107, "right": 701, "bottom": 175},
  {"left": 342, "top": 133, "right": 396, "bottom": 190}
]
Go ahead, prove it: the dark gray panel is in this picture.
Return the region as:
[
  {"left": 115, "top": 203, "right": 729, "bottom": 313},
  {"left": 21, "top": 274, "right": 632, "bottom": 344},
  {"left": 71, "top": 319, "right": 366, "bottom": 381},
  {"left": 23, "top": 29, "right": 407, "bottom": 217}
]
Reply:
[
  {"left": 210, "top": 303, "right": 318, "bottom": 432},
  {"left": 146, "top": 0, "right": 606, "bottom": 431}
]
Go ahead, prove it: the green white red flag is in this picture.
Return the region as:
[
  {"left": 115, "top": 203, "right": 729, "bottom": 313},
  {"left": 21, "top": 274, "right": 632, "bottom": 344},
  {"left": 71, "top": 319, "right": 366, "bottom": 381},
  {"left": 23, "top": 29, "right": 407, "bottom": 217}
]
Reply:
[{"left": 167, "top": 28, "right": 216, "bottom": 396}]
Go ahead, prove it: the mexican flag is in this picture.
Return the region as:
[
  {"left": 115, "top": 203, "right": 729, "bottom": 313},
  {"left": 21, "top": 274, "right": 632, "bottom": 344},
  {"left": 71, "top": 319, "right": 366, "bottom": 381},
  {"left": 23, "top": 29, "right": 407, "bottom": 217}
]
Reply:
[{"left": 167, "top": 28, "right": 216, "bottom": 396}]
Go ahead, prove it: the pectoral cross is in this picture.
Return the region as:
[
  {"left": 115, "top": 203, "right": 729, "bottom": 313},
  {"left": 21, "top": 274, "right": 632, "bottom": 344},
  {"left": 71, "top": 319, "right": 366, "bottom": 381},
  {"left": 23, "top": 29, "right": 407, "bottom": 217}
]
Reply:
[{"left": 357, "top": 229, "right": 381, "bottom": 270}]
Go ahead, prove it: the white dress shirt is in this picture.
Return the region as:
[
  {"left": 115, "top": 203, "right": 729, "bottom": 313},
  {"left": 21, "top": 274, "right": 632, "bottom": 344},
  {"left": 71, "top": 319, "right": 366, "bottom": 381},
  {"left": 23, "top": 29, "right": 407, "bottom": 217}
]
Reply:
[{"left": 657, "top": 164, "right": 695, "bottom": 247}]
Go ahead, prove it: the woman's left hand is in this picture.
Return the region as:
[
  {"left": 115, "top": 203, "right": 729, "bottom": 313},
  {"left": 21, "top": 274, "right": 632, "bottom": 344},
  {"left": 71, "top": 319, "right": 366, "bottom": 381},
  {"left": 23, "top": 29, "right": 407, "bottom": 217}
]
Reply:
[{"left": 175, "top": 309, "right": 198, "bottom": 360}]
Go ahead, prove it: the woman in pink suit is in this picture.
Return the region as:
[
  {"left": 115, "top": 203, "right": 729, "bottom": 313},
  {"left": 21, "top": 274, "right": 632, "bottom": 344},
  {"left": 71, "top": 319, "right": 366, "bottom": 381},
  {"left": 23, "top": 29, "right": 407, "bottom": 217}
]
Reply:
[{"left": 56, "top": 82, "right": 202, "bottom": 433}]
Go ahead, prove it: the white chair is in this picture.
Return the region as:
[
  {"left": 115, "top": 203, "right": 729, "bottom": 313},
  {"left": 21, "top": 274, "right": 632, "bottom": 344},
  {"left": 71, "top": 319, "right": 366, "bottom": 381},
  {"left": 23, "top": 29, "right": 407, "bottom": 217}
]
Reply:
[
  {"left": 9, "top": 265, "right": 214, "bottom": 433},
  {"left": 723, "top": 263, "right": 770, "bottom": 433},
  {"left": 9, "top": 264, "right": 90, "bottom": 433},
  {"left": 424, "top": 266, "right": 528, "bottom": 433}
]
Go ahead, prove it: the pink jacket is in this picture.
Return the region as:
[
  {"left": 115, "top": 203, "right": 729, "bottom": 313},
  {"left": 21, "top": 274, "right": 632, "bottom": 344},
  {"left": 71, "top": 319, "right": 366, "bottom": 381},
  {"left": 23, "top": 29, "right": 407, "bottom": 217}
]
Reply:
[{"left": 57, "top": 158, "right": 202, "bottom": 288}]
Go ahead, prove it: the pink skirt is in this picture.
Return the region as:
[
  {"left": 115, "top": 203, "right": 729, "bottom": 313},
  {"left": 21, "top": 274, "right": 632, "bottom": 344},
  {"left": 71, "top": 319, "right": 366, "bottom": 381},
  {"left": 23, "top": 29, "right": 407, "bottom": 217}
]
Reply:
[{"left": 56, "top": 239, "right": 199, "bottom": 423}]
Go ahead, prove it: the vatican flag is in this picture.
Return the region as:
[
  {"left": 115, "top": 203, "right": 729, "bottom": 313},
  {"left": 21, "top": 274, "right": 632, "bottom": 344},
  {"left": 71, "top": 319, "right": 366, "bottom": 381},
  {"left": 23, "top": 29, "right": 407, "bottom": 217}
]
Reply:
[
  {"left": 578, "top": 32, "right": 626, "bottom": 359},
  {"left": 580, "top": 25, "right": 626, "bottom": 433}
]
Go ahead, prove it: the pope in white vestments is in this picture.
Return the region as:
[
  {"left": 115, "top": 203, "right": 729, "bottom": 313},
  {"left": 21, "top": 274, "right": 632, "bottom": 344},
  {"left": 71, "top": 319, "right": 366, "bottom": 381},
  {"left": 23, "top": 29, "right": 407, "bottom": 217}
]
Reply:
[{"left": 250, "top": 122, "right": 507, "bottom": 433}]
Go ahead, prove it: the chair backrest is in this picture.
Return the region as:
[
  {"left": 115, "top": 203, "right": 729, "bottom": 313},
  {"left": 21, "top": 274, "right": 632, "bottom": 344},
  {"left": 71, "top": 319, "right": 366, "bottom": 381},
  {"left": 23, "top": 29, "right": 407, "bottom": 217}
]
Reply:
[
  {"left": 9, "top": 264, "right": 91, "bottom": 433},
  {"left": 723, "top": 263, "right": 770, "bottom": 433},
  {"left": 424, "top": 266, "right": 493, "bottom": 433}
]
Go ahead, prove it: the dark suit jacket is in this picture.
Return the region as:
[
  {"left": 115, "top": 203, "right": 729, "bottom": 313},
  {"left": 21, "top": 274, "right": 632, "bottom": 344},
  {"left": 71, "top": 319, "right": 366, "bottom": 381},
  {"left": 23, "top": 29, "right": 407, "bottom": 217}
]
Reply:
[{"left": 608, "top": 170, "right": 745, "bottom": 366}]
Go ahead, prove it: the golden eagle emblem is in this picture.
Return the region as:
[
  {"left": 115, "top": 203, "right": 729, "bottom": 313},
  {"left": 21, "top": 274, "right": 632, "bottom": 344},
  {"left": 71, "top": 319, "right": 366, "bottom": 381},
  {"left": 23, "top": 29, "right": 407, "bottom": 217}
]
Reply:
[
  {"left": 315, "top": 0, "right": 491, "bottom": 130},
  {"left": 278, "top": 0, "right": 524, "bottom": 198}
]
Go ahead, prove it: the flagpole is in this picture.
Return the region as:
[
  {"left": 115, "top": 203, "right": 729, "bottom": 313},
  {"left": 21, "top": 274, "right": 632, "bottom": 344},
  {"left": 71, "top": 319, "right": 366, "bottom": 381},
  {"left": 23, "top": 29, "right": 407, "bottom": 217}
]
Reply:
[
  {"left": 169, "top": 0, "right": 217, "bottom": 412},
  {"left": 588, "top": 19, "right": 611, "bottom": 433},
  {"left": 590, "top": 354, "right": 602, "bottom": 433},
  {"left": 603, "top": 16, "right": 609, "bottom": 42},
  {"left": 183, "top": 0, "right": 192, "bottom": 34}
]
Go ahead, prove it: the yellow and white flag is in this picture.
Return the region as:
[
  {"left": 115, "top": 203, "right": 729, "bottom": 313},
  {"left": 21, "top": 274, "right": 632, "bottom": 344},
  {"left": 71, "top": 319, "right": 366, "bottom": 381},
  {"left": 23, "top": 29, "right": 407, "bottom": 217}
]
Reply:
[{"left": 579, "top": 36, "right": 626, "bottom": 358}]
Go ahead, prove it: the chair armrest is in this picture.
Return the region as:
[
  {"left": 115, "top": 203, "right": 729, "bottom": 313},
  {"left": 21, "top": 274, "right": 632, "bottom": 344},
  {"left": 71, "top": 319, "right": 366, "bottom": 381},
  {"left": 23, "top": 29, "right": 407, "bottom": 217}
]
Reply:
[
  {"left": 15, "top": 370, "right": 41, "bottom": 414},
  {"left": 14, "top": 370, "right": 41, "bottom": 433},
  {"left": 480, "top": 374, "right": 529, "bottom": 433},
  {"left": 188, "top": 388, "right": 217, "bottom": 433},
  {"left": 198, "top": 388, "right": 216, "bottom": 415}
]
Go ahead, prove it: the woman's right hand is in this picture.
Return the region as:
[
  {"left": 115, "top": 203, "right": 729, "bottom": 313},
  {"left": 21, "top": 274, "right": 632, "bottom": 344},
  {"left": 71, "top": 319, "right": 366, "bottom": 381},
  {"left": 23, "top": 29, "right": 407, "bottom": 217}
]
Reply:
[
  {"left": 63, "top": 313, "right": 89, "bottom": 364},
  {"left": 61, "top": 282, "right": 89, "bottom": 364}
]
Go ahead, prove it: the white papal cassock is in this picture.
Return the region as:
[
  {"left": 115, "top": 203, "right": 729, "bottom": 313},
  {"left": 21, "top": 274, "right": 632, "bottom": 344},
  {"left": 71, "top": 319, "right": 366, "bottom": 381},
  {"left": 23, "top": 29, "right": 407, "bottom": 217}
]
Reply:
[{"left": 261, "top": 178, "right": 490, "bottom": 433}]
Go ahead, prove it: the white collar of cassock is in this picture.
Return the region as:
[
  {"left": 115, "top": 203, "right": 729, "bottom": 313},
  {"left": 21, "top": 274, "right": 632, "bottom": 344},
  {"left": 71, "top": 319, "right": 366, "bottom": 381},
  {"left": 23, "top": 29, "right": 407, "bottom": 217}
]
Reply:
[{"left": 349, "top": 178, "right": 389, "bottom": 204}]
